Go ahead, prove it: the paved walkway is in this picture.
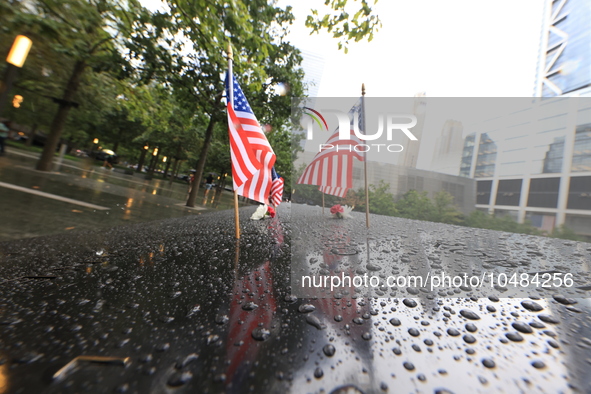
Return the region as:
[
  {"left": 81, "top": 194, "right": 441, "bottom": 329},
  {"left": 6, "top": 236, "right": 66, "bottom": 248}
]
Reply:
[{"left": 0, "top": 147, "right": 251, "bottom": 241}]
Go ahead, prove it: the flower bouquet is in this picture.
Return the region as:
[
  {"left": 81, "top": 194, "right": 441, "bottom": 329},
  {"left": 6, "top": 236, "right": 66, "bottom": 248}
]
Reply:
[
  {"left": 330, "top": 204, "right": 353, "bottom": 219},
  {"left": 250, "top": 205, "right": 276, "bottom": 220}
]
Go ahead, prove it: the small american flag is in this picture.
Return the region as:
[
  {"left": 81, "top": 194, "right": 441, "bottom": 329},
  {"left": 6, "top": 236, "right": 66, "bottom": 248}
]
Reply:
[
  {"left": 226, "top": 72, "right": 276, "bottom": 205},
  {"left": 270, "top": 167, "right": 284, "bottom": 207},
  {"left": 297, "top": 100, "right": 365, "bottom": 197}
]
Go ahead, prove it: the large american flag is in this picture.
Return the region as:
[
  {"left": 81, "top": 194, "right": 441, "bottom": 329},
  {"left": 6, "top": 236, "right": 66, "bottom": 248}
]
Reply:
[
  {"left": 226, "top": 73, "right": 276, "bottom": 205},
  {"left": 297, "top": 100, "right": 365, "bottom": 198}
]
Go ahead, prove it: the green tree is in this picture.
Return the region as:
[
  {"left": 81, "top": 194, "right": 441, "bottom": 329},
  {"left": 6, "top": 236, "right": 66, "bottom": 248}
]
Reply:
[
  {"left": 395, "top": 190, "right": 435, "bottom": 221},
  {"left": 353, "top": 180, "right": 397, "bottom": 216},
  {"left": 2, "top": 0, "right": 148, "bottom": 171},
  {"left": 431, "top": 190, "right": 463, "bottom": 224},
  {"left": 306, "top": 0, "right": 382, "bottom": 53}
]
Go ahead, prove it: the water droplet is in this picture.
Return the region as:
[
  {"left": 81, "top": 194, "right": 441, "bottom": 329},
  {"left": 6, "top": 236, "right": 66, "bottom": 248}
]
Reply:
[
  {"left": 353, "top": 317, "right": 364, "bottom": 325},
  {"left": 284, "top": 295, "right": 297, "bottom": 303},
  {"left": 362, "top": 332, "right": 372, "bottom": 340},
  {"left": 463, "top": 334, "right": 476, "bottom": 344},
  {"left": 334, "top": 315, "right": 343, "bottom": 322},
  {"left": 403, "top": 361, "right": 415, "bottom": 371},
  {"left": 403, "top": 299, "right": 417, "bottom": 308},
  {"left": 465, "top": 323, "right": 477, "bottom": 332},
  {"left": 168, "top": 371, "right": 193, "bottom": 387},
  {"left": 521, "top": 301, "right": 543, "bottom": 312},
  {"left": 531, "top": 360, "right": 546, "bottom": 369},
  {"left": 298, "top": 304, "right": 315, "bottom": 313},
  {"left": 538, "top": 314, "right": 559, "bottom": 324},
  {"left": 215, "top": 315, "right": 229, "bottom": 324},
  {"left": 447, "top": 328, "right": 460, "bottom": 337},
  {"left": 306, "top": 314, "right": 323, "bottom": 330},
  {"left": 505, "top": 332, "right": 523, "bottom": 342},
  {"left": 314, "top": 367, "right": 324, "bottom": 379},
  {"left": 408, "top": 328, "right": 420, "bottom": 337},
  {"left": 323, "top": 344, "right": 336, "bottom": 357},
  {"left": 512, "top": 322, "right": 533, "bottom": 334},
  {"left": 389, "top": 317, "right": 401, "bottom": 326},
  {"left": 242, "top": 302, "right": 258, "bottom": 311},
  {"left": 459, "top": 309, "right": 480, "bottom": 320},
  {"left": 481, "top": 358, "right": 495, "bottom": 368},
  {"left": 252, "top": 327, "right": 270, "bottom": 341}
]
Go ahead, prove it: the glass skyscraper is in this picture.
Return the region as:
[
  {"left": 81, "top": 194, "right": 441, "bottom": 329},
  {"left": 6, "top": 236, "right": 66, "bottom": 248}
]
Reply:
[{"left": 535, "top": 0, "right": 591, "bottom": 97}]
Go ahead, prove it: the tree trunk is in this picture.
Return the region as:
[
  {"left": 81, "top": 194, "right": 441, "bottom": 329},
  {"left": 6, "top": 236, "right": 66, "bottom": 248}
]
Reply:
[
  {"left": 163, "top": 157, "right": 171, "bottom": 179},
  {"left": 113, "top": 128, "right": 123, "bottom": 152},
  {"left": 26, "top": 123, "right": 37, "bottom": 147},
  {"left": 36, "top": 60, "right": 86, "bottom": 171},
  {"left": 137, "top": 148, "right": 147, "bottom": 172},
  {"left": 168, "top": 157, "right": 179, "bottom": 186},
  {"left": 186, "top": 116, "right": 216, "bottom": 207}
]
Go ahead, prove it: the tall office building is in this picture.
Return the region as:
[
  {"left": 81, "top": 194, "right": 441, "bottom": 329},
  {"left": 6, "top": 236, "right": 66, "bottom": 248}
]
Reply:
[
  {"left": 534, "top": 0, "right": 591, "bottom": 97},
  {"left": 430, "top": 119, "right": 464, "bottom": 175},
  {"left": 399, "top": 93, "right": 427, "bottom": 168},
  {"left": 454, "top": 0, "right": 591, "bottom": 240}
]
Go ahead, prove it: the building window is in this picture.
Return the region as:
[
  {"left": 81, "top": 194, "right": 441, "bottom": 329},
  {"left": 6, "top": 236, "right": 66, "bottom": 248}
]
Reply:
[
  {"left": 460, "top": 134, "right": 475, "bottom": 177},
  {"left": 495, "top": 179, "right": 522, "bottom": 206},
  {"left": 525, "top": 212, "right": 556, "bottom": 233},
  {"left": 527, "top": 177, "right": 560, "bottom": 208},
  {"left": 474, "top": 133, "right": 496, "bottom": 178},
  {"left": 567, "top": 176, "right": 591, "bottom": 210},
  {"left": 571, "top": 125, "right": 591, "bottom": 172},
  {"left": 476, "top": 180, "right": 492, "bottom": 205},
  {"left": 542, "top": 136, "right": 565, "bottom": 173}
]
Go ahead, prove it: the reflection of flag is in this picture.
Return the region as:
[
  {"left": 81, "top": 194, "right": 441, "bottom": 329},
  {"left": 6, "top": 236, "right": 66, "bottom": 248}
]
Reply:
[
  {"left": 226, "top": 72, "right": 276, "bottom": 204},
  {"left": 297, "top": 100, "right": 364, "bottom": 198},
  {"left": 270, "top": 167, "right": 284, "bottom": 207}
]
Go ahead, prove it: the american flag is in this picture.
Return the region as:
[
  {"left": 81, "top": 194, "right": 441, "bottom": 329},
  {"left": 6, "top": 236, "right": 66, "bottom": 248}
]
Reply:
[
  {"left": 270, "top": 167, "right": 284, "bottom": 207},
  {"left": 297, "top": 100, "right": 365, "bottom": 197},
  {"left": 226, "top": 72, "right": 276, "bottom": 205}
]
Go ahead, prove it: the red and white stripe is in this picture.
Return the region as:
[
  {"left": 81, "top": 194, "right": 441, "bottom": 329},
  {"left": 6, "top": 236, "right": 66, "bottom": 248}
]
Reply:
[
  {"left": 270, "top": 176, "right": 284, "bottom": 207},
  {"left": 228, "top": 105, "right": 276, "bottom": 204},
  {"left": 297, "top": 129, "right": 364, "bottom": 197}
]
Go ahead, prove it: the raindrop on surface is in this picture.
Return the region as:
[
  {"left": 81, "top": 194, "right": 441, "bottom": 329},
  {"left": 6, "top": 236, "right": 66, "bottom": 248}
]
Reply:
[
  {"left": 314, "top": 367, "right": 324, "bottom": 379},
  {"left": 402, "top": 299, "right": 417, "bottom": 308},
  {"left": 323, "top": 344, "right": 336, "bottom": 357},
  {"left": 298, "top": 304, "right": 316, "bottom": 313},
  {"left": 408, "top": 328, "right": 420, "bottom": 337},
  {"left": 481, "top": 358, "right": 495, "bottom": 369},
  {"left": 252, "top": 327, "right": 271, "bottom": 341},
  {"left": 505, "top": 332, "right": 523, "bottom": 342},
  {"left": 306, "top": 314, "right": 323, "bottom": 330},
  {"left": 242, "top": 302, "right": 258, "bottom": 311},
  {"left": 353, "top": 317, "right": 364, "bottom": 325},
  {"left": 465, "top": 323, "right": 477, "bottom": 332},
  {"left": 459, "top": 309, "right": 480, "bottom": 320},
  {"left": 361, "top": 332, "right": 372, "bottom": 340},
  {"left": 403, "top": 361, "right": 415, "bottom": 371},
  {"left": 538, "top": 314, "right": 559, "bottom": 324},
  {"left": 389, "top": 317, "right": 401, "bottom": 326},
  {"left": 521, "top": 301, "right": 543, "bottom": 312},
  {"left": 463, "top": 334, "right": 476, "bottom": 344},
  {"left": 512, "top": 322, "right": 533, "bottom": 334},
  {"left": 215, "top": 315, "right": 229, "bottom": 324},
  {"left": 531, "top": 360, "right": 546, "bottom": 369},
  {"left": 334, "top": 315, "right": 343, "bottom": 322},
  {"left": 447, "top": 328, "right": 460, "bottom": 337},
  {"left": 284, "top": 295, "right": 297, "bottom": 303},
  {"left": 168, "top": 371, "right": 193, "bottom": 387}
]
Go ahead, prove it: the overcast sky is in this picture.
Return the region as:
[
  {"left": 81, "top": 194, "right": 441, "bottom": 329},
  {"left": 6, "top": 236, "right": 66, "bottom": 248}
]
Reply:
[{"left": 281, "top": 0, "right": 546, "bottom": 98}]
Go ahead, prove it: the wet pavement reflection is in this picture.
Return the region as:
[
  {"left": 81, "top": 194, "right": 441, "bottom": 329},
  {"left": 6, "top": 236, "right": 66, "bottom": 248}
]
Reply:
[
  {"left": 1, "top": 204, "right": 590, "bottom": 393},
  {"left": 0, "top": 149, "right": 250, "bottom": 241}
]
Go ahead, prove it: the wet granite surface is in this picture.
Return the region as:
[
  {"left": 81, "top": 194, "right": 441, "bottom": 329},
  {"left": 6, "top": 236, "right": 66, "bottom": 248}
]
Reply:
[{"left": 0, "top": 204, "right": 590, "bottom": 393}]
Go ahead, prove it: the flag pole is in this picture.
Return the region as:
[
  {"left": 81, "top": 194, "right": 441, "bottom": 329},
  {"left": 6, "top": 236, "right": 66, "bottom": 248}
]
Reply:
[
  {"left": 322, "top": 191, "right": 325, "bottom": 215},
  {"left": 228, "top": 43, "right": 240, "bottom": 239},
  {"left": 362, "top": 83, "right": 370, "bottom": 228}
]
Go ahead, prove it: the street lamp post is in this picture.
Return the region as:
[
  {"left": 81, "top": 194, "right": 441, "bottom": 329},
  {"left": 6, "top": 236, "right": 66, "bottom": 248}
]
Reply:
[{"left": 0, "top": 36, "right": 32, "bottom": 117}]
